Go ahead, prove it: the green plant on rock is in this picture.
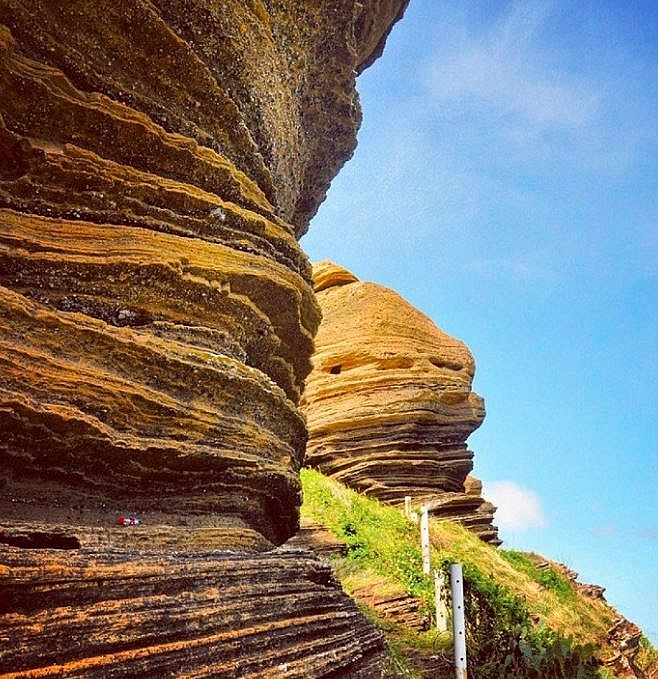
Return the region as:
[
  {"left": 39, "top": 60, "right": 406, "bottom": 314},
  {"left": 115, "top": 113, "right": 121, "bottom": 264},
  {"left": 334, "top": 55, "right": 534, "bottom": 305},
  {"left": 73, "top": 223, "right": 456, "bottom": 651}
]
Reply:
[
  {"left": 301, "top": 468, "right": 434, "bottom": 611},
  {"left": 500, "top": 550, "right": 575, "bottom": 602},
  {"left": 634, "top": 635, "right": 658, "bottom": 677},
  {"left": 437, "top": 561, "right": 600, "bottom": 679}
]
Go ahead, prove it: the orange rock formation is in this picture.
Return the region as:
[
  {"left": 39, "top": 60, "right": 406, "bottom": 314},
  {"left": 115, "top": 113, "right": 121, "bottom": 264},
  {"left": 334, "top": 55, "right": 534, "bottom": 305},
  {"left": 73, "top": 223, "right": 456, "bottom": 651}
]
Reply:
[
  {"left": 0, "top": 2, "right": 408, "bottom": 675},
  {"left": 1, "top": 545, "right": 386, "bottom": 678},
  {"left": 302, "top": 261, "right": 499, "bottom": 543}
]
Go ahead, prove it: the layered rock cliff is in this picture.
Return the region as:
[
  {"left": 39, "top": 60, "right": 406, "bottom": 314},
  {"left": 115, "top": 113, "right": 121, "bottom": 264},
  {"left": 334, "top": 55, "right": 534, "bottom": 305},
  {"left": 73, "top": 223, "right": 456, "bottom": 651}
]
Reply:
[
  {"left": 302, "top": 261, "right": 499, "bottom": 544},
  {"left": 0, "top": 0, "right": 403, "bottom": 549},
  {"left": 0, "top": 545, "right": 386, "bottom": 678},
  {"left": 0, "top": 1, "right": 408, "bottom": 676}
]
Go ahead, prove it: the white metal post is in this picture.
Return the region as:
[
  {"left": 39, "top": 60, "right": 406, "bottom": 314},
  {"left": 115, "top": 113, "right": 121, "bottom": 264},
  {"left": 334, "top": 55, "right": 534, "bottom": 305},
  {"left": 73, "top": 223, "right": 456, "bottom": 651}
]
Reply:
[
  {"left": 404, "top": 495, "right": 412, "bottom": 519},
  {"left": 434, "top": 569, "right": 449, "bottom": 632},
  {"left": 420, "top": 505, "right": 431, "bottom": 575},
  {"left": 450, "top": 563, "right": 467, "bottom": 679}
]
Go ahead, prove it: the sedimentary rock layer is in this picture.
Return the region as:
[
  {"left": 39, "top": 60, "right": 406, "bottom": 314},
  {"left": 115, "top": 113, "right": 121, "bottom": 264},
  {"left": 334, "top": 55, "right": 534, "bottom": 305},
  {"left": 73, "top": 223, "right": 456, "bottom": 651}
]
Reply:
[
  {"left": 0, "top": 545, "right": 386, "bottom": 678},
  {"left": 302, "top": 262, "right": 499, "bottom": 543},
  {"left": 424, "top": 476, "right": 499, "bottom": 544},
  {"left": 0, "top": 0, "right": 407, "bottom": 235},
  {"left": 0, "top": 1, "right": 408, "bottom": 548},
  {"left": 0, "top": 1, "right": 408, "bottom": 676}
]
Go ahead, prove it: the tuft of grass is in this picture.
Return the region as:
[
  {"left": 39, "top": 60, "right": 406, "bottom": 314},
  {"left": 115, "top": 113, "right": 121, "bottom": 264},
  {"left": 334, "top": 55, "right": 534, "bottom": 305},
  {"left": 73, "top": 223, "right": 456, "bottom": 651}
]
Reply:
[
  {"left": 500, "top": 550, "right": 576, "bottom": 602},
  {"left": 635, "top": 635, "right": 658, "bottom": 677},
  {"left": 301, "top": 467, "right": 434, "bottom": 609}
]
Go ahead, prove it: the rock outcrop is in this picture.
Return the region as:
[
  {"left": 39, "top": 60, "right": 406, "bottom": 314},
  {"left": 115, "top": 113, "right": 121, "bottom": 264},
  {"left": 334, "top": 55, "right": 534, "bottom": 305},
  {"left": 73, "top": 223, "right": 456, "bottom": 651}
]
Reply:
[
  {"left": 302, "top": 261, "right": 499, "bottom": 543},
  {"left": 0, "top": 0, "right": 404, "bottom": 550},
  {"left": 0, "top": 545, "right": 386, "bottom": 678},
  {"left": 423, "top": 475, "right": 499, "bottom": 544},
  {"left": 0, "top": 2, "right": 408, "bottom": 676},
  {"left": 534, "top": 557, "right": 646, "bottom": 678}
]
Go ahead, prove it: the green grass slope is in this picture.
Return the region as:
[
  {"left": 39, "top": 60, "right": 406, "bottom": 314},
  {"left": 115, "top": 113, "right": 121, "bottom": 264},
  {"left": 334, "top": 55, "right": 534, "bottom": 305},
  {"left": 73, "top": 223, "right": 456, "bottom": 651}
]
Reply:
[{"left": 300, "top": 468, "right": 657, "bottom": 679}]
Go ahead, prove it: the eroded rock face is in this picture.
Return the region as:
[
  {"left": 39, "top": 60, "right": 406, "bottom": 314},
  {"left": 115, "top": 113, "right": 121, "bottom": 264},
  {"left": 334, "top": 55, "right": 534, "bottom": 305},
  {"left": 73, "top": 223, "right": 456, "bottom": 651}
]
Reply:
[
  {"left": 0, "top": 0, "right": 406, "bottom": 549},
  {"left": 0, "top": 1, "right": 407, "bottom": 675},
  {"left": 424, "top": 475, "right": 500, "bottom": 544},
  {"left": 0, "top": 545, "right": 386, "bottom": 678},
  {"left": 302, "top": 262, "right": 499, "bottom": 543}
]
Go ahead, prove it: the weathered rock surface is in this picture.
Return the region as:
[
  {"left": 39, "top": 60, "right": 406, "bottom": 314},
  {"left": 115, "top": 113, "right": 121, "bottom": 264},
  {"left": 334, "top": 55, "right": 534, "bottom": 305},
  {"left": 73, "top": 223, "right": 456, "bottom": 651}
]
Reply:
[
  {"left": 424, "top": 475, "right": 499, "bottom": 544},
  {"left": 302, "top": 261, "right": 499, "bottom": 543},
  {"left": 0, "top": 545, "right": 386, "bottom": 678},
  {"left": 604, "top": 617, "right": 644, "bottom": 679},
  {"left": 0, "top": 0, "right": 407, "bottom": 547},
  {"left": 285, "top": 519, "right": 348, "bottom": 560},
  {"left": 0, "top": 1, "right": 408, "bottom": 676}
]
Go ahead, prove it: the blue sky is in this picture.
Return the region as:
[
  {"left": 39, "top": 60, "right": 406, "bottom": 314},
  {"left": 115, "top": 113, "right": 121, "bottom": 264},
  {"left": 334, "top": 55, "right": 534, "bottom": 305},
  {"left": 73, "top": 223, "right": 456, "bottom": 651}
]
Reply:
[{"left": 301, "top": 1, "right": 658, "bottom": 643}]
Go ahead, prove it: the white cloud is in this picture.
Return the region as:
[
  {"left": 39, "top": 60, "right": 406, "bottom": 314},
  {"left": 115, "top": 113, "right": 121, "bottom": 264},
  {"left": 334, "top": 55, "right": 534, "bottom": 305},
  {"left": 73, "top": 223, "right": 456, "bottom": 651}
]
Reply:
[
  {"left": 424, "top": 2, "right": 599, "bottom": 130},
  {"left": 484, "top": 480, "right": 548, "bottom": 532}
]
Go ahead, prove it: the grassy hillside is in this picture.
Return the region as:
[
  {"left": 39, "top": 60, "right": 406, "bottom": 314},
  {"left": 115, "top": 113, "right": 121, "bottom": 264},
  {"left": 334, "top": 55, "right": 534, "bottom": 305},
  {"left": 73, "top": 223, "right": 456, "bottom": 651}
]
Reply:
[{"left": 300, "top": 468, "right": 657, "bottom": 679}]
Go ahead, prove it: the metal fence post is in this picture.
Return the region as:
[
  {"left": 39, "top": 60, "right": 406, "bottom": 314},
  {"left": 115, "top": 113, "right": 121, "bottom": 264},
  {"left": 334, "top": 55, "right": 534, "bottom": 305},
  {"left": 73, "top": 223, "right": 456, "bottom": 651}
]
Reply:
[
  {"left": 434, "top": 569, "right": 449, "bottom": 632},
  {"left": 450, "top": 563, "right": 467, "bottom": 679},
  {"left": 420, "top": 505, "right": 431, "bottom": 575}
]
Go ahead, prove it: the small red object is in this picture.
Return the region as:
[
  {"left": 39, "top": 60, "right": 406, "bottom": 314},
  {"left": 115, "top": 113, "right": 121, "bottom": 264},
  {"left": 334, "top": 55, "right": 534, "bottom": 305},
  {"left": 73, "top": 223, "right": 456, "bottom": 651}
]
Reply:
[{"left": 116, "top": 515, "right": 141, "bottom": 526}]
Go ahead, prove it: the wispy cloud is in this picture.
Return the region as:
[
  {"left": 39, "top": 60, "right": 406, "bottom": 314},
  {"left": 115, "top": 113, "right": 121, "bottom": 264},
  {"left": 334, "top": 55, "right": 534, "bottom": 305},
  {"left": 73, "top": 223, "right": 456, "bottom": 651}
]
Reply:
[
  {"left": 424, "top": 2, "right": 599, "bottom": 131},
  {"left": 465, "top": 257, "right": 551, "bottom": 281},
  {"left": 484, "top": 480, "right": 548, "bottom": 532},
  {"left": 593, "top": 524, "right": 658, "bottom": 541},
  {"left": 635, "top": 527, "right": 658, "bottom": 540},
  {"left": 593, "top": 523, "right": 619, "bottom": 537}
]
